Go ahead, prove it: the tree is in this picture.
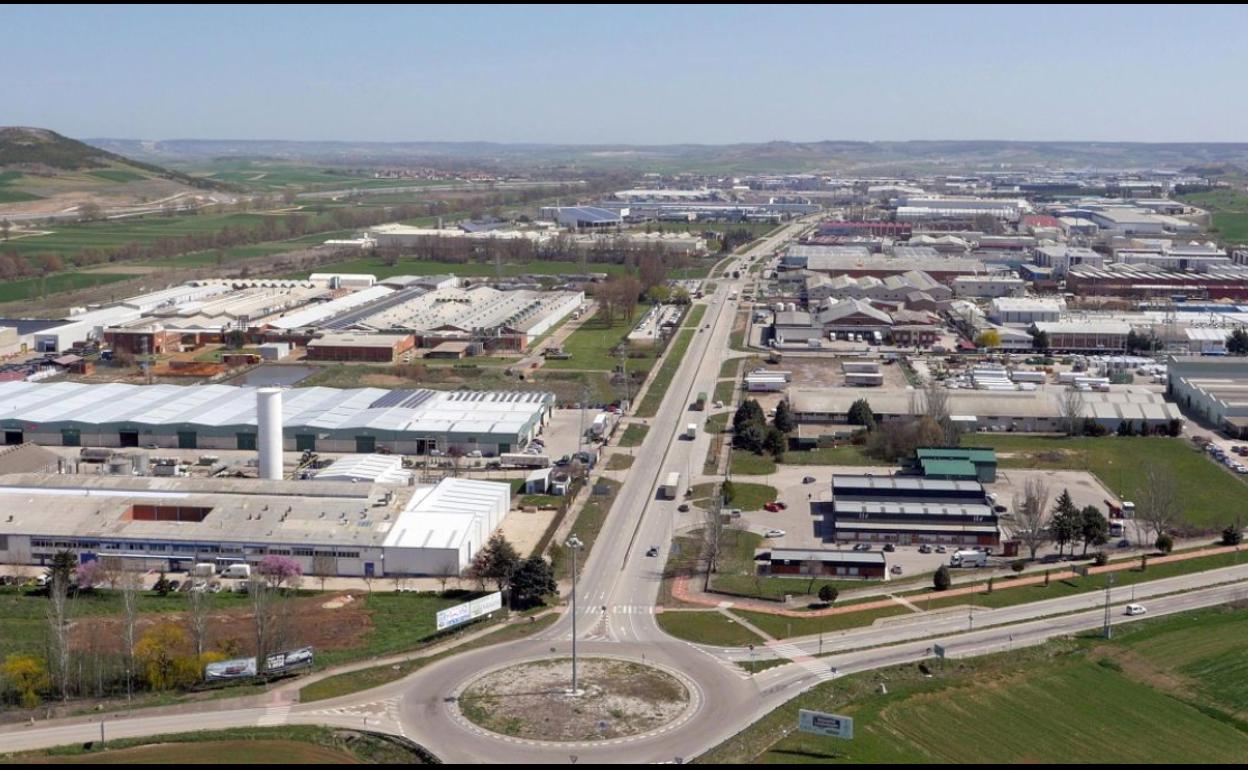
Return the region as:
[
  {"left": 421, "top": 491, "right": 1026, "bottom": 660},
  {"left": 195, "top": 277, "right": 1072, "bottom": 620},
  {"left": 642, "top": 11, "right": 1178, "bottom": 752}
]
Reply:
[
  {"left": 933, "top": 565, "right": 952, "bottom": 592},
  {"left": 311, "top": 552, "right": 336, "bottom": 592},
  {"left": 46, "top": 550, "right": 76, "bottom": 593},
  {"left": 1, "top": 654, "right": 49, "bottom": 709},
  {"left": 1059, "top": 389, "right": 1085, "bottom": 437},
  {"left": 1012, "top": 476, "right": 1051, "bottom": 559},
  {"left": 119, "top": 566, "right": 142, "bottom": 701},
  {"left": 1032, "top": 329, "right": 1050, "bottom": 352},
  {"left": 135, "top": 623, "right": 190, "bottom": 691},
  {"left": 1155, "top": 533, "right": 1174, "bottom": 554},
  {"left": 764, "top": 426, "right": 786, "bottom": 459},
  {"left": 1079, "top": 505, "right": 1109, "bottom": 556},
  {"left": 914, "top": 380, "right": 958, "bottom": 447},
  {"left": 0, "top": 220, "right": 11, "bottom": 241},
  {"left": 75, "top": 560, "right": 105, "bottom": 590},
  {"left": 974, "top": 329, "right": 1001, "bottom": 349},
  {"left": 817, "top": 584, "right": 838, "bottom": 606},
  {"left": 44, "top": 558, "right": 73, "bottom": 701},
  {"left": 773, "top": 399, "right": 796, "bottom": 434},
  {"left": 1049, "top": 489, "right": 1080, "bottom": 555},
  {"left": 257, "top": 555, "right": 302, "bottom": 589},
  {"left": 478, "top": 533, "right": 521, "bottom": 597},
  {"left": 153, "top": 570, "right": 172, "bottom": 596},
  {"left": 1138, "top": 462, "right": 1181, "bottom": 545},
  {"left": 186, "top": 584, "right": 212, "bottom": 659},
  {"left": 1228, "top": 328, "right": 1248, "bottom": 356},
  {"left": 509, "top": 555, "right": 557, "bottom": 609},
  {"left": 847, "top": 398, "right": 875, "bottom": 428}
]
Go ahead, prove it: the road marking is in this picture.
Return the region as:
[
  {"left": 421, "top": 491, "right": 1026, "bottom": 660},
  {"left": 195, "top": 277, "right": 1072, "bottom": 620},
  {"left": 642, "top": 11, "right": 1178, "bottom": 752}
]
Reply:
[{"left": 256, "top": 704, "right": 290, "bottom": 727}]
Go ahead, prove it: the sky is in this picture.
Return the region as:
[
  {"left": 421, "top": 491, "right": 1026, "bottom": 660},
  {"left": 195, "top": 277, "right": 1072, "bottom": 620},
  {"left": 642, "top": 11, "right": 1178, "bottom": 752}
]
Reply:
[{"left": 6, "top": 4, "right": 1248, "bottom": 145}]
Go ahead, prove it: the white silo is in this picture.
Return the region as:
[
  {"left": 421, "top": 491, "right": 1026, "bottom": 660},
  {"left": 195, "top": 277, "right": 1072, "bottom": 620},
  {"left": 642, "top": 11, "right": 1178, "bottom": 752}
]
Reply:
[{"left": 256, "top": 387, "right": 284, "bottom": 481}]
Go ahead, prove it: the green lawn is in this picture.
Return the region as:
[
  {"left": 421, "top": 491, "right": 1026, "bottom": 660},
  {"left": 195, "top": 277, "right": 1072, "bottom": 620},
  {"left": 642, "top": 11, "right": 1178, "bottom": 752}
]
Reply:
[
  {"left": 705, "top": 413, "right": 728, "bottom": 435},
  {"left": 719, "top": 359, "right": 741, "bottom": 379},
  {"left": 303, "top": 256, "right": 634, "bottom": 281},
  {"left": 714, "top": 379, "right": 736, "bottom": 404},
  {"left": 906, "top": 549, "right": 1248, "bottom": 612},
  {"left": 733, "top": 604, "right": 914, "bottom": 639},
  {"left": 779, "top": 445, "right": 875, "bottom": 466},
  {"left": 730, "top": 449, "right": 777, "bottom": 476},
  {"left": 543, "top": 310, "right": 658, "bottom": 373},
  {"left": 605, "top": 453, "right": 634, "bottom": 471},
  {"left": 1178, "top": 188, "right": 1248, "bottom": 243},
  {"left": 656, "top": 610, "right": 765, "bottom": 647},
  {"left": 299, "top": 614, "right": 559, "bottom": 703},
  {"left": 618, "top": 423, "right": 649, "bottom": 447},
  {"left": 701, "top": 606, "right": 1248, "bottom": 764},
  {"left": 690, "top": 482, "right": 777, "bottom": 512},
  {"left": 549, "top": 477, "right": 620, "bottom": 580},
  {"left": 636, "top": 328, "right": 695, "bottom": 417},
  {"left": 313, "top": 591, "right": 473, "bottom": 667},
  {"left": 963, "top": 435, "right": 1245, "bottom": 530},
  {"left": 684, "top": 304, "right": 707, "bottom": 327}
]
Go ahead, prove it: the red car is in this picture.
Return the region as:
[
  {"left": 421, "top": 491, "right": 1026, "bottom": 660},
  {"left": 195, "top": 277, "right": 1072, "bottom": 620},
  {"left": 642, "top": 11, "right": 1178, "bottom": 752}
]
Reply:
[{"left": 763, "top": 501, "right": 787, "bottom": 512}]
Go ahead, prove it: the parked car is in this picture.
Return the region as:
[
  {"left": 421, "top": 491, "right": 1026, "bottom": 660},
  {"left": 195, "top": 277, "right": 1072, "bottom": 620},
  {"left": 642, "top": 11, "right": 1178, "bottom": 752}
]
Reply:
[
  {"left": 677, "top": 502, "right": 690, "bottom": 512},
  {"left": 802, "top": 476, "right": 816, "bottom": 484},
  {"left": 1124, "top": 603, "right": 1147, "bottom": 616},
  {"left": 918, "top": 544, "right": 932, "bottom": 554},
  {"left": 645, "top": 546, "right": 659, "bottom": 558},
  {"left": 883, "top": 543, "right": 896, "bottom": 552},
  {"left": 764, "top": 502, "right": 782, "bottom": 513},
  {"left": 1117, "top": 538, "right": 1132, "bottom": 548},
  {"left": 852, "top": 543, "right": 872, "bottom": 552},
  {"left": 763, "top": 529, "right": 786, "bottom": 538},
  {"left": 935, "top": 545, "right": 948, "bottom": 554},
  {"left": 890, "top": 565, "right": 904, "bottom": 575}
]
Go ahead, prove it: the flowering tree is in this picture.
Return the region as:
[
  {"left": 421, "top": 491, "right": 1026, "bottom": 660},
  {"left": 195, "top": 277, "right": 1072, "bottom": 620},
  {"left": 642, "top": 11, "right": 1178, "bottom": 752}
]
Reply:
[
  {"left": 256, "top": 554, "right": 302, "bottom": 589},
  {"left": 75, "top": 560, "right": 105, "bottom": 590}
]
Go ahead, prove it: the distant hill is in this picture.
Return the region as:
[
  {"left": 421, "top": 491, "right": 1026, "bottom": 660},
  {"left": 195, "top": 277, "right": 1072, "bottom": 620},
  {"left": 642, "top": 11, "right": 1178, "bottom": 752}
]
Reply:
[
  {"left": 87, "top": 136, "right": 1248, "bottom": 175},
  {"left": 0, "top": 127, "right": 226, "bottom": 190}
]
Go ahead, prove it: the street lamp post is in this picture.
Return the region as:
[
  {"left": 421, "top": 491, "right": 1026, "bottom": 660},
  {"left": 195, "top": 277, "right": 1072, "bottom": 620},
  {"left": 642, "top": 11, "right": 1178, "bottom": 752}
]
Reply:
[{"left": 566, "top": 533, "right": 584, "bottom": 696}]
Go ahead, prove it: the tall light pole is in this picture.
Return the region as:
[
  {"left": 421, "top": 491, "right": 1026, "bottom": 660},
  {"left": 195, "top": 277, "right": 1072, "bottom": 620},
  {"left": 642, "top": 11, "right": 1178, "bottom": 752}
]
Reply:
[
  {"left": 566, "top": 533, "right": 584, "bottom": 696},
  {"left": 1103, "top": 572, "right": 1115, "bottom": 639}
]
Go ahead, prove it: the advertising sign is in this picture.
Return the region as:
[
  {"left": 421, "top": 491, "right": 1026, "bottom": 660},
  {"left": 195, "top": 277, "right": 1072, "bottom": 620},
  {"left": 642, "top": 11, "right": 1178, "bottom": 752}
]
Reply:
[
  {"left": 798, "top": 709, "right": 854, "bottom": 740},
  {"left": 436, "top": 591, "right": 503, "bottom": 631},
  {"left": 205, "top": 657, "right": 257, "bottom": 680}
]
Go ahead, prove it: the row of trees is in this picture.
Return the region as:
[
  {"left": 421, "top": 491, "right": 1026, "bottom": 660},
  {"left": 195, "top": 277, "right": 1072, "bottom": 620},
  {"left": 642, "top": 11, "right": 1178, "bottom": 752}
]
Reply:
[
  {"left": 853, "top": 381, "right": 962, "bottom": 463},
  {"left": 0, "top": 552, "right": 305, "bottom": 709},
  {"left": 465, "top": 533, "right": 557, "bottom": 610}
]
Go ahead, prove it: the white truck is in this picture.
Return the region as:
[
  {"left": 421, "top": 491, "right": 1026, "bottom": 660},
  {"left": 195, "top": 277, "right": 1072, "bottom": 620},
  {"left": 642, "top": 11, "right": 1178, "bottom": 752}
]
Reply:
[
  {"left": 660, "top": 472, "right": 681, "bottom": 500},
  {"left": 950, "top": 549, "right": 988, "bottom": 568},
  {"left": 684, "top": 423, "right": 697, "bottom": 440}
]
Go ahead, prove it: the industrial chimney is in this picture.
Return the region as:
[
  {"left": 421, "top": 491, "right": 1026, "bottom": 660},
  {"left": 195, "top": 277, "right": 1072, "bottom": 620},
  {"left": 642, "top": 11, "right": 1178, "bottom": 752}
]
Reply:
[{"left": 256, "top": 387, "right": 283, "bottom": 481}]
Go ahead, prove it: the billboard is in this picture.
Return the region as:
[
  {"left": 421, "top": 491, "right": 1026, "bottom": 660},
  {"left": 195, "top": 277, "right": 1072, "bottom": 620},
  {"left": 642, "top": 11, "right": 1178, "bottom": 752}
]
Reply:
[
  {"left": 205, "top": 647, "right": 314, "bottom": 680},
  {"left": 436, "top": 591, "right": 503, "bottom": 631},
  {"left": 798, "top": 709, "right": 854, "bottom": 740}
]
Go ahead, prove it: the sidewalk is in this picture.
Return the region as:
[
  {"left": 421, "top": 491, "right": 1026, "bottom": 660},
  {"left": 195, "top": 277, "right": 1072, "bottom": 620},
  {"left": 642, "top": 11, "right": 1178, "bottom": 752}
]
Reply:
[{"left": 669, "top": 544, "right": 1244, "bottom": 620}]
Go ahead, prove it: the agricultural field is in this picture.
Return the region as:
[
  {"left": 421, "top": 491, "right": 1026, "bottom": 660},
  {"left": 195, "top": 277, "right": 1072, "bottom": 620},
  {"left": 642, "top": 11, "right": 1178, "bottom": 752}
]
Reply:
[
  {"left": 0, "top": 270, "right": 138, "bottom": 303},
  {"left": 300, "top": 255, "right": 635, "bottom": 281},
  {"left": 0, "top": 211, "right": 278, "bottom": 261},
  {"left": 700, "top": 606, "right": 1248, "bottom": 764},
  {"left": 963, "top": 435, "right": 1245, "bottom": 530},
  {"left": 0, "top": 171, "right": 42, "bottom": 203},
  {"left": 1178, "top": 188, "right": 1248, "bottom": 243}
]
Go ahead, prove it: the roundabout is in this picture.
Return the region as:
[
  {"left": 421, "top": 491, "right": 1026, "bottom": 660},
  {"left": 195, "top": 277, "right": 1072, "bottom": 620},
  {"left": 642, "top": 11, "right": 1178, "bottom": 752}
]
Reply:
[{"left": 450, "top": 655, "right": 699, "bottom": 744}]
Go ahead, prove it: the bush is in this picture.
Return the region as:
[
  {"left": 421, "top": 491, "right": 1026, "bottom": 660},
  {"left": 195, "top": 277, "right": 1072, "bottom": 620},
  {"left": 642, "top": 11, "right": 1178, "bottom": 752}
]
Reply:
[
  {"left": 1093, "top": 551, "right": 1109, "bottom": 566},
  {"left": 1222, "top": 525, "right": 1244, "bottom": 546},
  {"left": 1011, "top": 559, "right": 1026, "bottom": 574},
  {"left": 1155, "top": 533, "right": 1174, "bottom": 554},
  {"left": 817, "top": 584, "right": 838, "bottom": 606},
  {"left": 933, "top": 565, "right": 952, "bottom": 592}
]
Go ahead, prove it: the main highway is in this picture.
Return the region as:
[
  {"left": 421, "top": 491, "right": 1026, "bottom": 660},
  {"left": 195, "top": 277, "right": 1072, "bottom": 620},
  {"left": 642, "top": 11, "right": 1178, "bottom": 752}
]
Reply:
[{"left": 4, "top": 217, "right": 1247, "bottom": 761}]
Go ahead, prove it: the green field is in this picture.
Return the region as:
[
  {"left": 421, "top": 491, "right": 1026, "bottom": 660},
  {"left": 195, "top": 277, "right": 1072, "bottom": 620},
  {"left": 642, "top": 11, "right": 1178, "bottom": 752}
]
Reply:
[
  {"left": 779, "top": 445, "right": 876, "bottom": 466},
  {"left": 963, "top": 435, "right": 1245, "bottom": 530},
  {"left": 549, "top": 477, "right": 620, "bottom": 580},
  {"left": 636, "top": 328, "right": 695, "bottom": 417},
  {"left": 0, "top": 171, "right": 42, "bottom": 203},
  {"left": 88, "top": 169, "right": 147, "bottom": 183},
  {"left": 729, "top": 449, "right": 777, "bottom": 476},
  {"left": 656, "top": 610, "right": 765, "bottom": 647},
  {"left": 0, "top": 271, "right": 139, "bottom": 303},
  {"left": 618, "top": 423, "right": 649, "bottom": 447},
  {"left": 138, "top": 229, "right": 356, "bottom": 267},
  {"left": 691, "top": 482, "right": 777, "bottom": 512},
  {"left": 1178, "top": 188, "right": 1248, "bottom": 243},
  {"left": 700, "top": 606, "right": 1248, "bottom": 764},
  {"left": 543, "top": 310, "right": 658, "bottom": 373},
  {"left": 733, "top": 603, "right": 913, "bottom": 639},
  {"left": 0, "top": 211, "right": 277, "bottom": 261}
]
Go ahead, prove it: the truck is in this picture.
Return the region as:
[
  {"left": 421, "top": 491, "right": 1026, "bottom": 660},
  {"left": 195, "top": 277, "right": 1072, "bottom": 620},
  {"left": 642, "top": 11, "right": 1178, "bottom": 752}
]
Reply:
[
  {"left": 684, "top": 423, "right": 697, "bottom": 440},
  {"left": 950, "top": 549, "right": 988, "bottom": 568},
  {"left": 692, "top": 392, "right": 708, "bottom": 411},
  {"left": 660, "top": 472, "right": 681, "bottom": 500},
  {"left": 500, "top": 452, "right": 552, "bottom": 469}
]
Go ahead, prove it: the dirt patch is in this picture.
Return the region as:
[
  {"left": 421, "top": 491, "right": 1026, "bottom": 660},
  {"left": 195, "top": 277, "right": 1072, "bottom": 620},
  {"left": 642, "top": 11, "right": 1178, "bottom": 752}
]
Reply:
[
  {"left": 68, "top": 592, "right": 372, "bottom": 658},
  {"left": 458, "top": 657, "right": 690, "bottom": 742}
]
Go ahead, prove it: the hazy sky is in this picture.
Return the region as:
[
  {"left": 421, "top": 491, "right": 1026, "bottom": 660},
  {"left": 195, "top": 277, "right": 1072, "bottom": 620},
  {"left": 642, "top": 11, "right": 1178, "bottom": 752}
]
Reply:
[{"left": 7, "top": 4, "right": 1248, "bottom": 144}]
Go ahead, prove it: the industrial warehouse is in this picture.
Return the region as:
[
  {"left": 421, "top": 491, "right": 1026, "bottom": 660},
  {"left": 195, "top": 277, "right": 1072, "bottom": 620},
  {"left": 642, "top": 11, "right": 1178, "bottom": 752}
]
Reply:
[
  {"left": 814, "top": 475, "right": 1001, "bottom": 547},
  {"left": 0, "top": 381, "right": 554, "bottom": 456},
  {"left": 0, "top": 473, "right": 512, "bottom": 577}
]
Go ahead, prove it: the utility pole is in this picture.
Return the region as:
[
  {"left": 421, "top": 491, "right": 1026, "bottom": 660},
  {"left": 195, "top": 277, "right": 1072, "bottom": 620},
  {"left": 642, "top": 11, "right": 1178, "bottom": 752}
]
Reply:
[
  {"left": 1103, "top": 572, "right": 1115, "bottom": 639},
  {"left": 566, "top": 533, "right": 584, "bottom": 696}
]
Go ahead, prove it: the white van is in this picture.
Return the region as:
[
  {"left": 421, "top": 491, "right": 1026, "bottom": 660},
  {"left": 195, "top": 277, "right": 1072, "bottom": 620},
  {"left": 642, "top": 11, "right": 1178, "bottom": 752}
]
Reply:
[
  {"left": 220, "top": 563, "right": 251, "bottom": 580},
  {"left": 191, "top": 562, "right": 215, "bottom": 578},
  {"left": 950, "top": 549, "right": 988, "bottom": 568}
]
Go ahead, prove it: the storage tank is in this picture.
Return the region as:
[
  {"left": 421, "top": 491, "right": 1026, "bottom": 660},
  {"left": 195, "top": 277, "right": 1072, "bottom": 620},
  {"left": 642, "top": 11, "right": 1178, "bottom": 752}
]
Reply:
[{"left": 257, "top": 387, "right": 284, "bottom": 481}]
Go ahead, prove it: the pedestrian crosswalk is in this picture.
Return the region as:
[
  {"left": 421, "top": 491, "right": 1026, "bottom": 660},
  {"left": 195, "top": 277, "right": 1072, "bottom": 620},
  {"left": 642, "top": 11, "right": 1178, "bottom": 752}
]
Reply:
[
  {"left": 306, "top": 696, "right": 405, "bottom": 733},
  {"left": 768, "top": 642, "right": 838, "bottom": 682},
  {"left": 256, "top": 704, "right": 290, "bottom": 727}
]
